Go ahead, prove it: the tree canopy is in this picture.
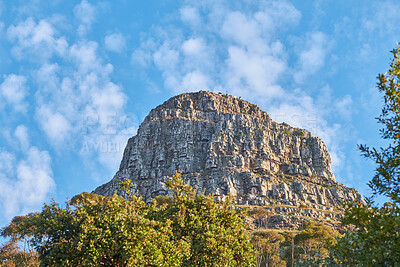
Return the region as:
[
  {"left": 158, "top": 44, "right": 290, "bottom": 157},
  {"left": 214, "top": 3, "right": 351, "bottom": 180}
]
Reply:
[{"left": 1, "top": 172, "right": 254, "bottom": 266}]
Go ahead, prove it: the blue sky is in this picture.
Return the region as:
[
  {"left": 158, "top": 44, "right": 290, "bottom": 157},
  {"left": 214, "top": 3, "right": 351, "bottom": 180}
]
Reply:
[{"left": 0, "top": 0, "right": 398, "bottom": 227}]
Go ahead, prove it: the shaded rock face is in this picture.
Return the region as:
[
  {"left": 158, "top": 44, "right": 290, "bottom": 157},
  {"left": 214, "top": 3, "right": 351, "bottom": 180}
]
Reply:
[{"left": 94, "top": 91, "right": 364, "bottom": 211}]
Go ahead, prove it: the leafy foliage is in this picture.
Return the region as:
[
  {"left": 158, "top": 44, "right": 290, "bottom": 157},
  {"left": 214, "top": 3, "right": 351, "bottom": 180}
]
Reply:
[
  {"left": 331, "top": 45, "right": 400, "bottom": 265},
  {"left": 331, "top": 201, "right": 400, "bottom": 265},
  {"left": 0, "top": 213, "right": 39, "bottom": 267},
  {"left": 149, "top": 172, "right": 254, "bottom": 266},
  {"left": 0, "top": 240, "right": 39, "bottom": 267},
  {"left": 249, "top": 207, "right": 272, "bottom": 228},
  {"left": 251, "top": 230, "right": 286, "bottom": 267},
  {"left": 359, "top": 45, "right": 400, "bottom": 203},
  {"left": 1, "top": 172, "right": 254, "bottom": 266},
  {"left": 294, "top": 221, "right": 338, "bottom": 266}
]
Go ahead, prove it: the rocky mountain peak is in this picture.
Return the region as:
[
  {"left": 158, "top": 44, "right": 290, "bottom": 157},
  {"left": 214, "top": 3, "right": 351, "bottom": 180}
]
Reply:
[
  {"left": 94, "top": 91, "right": 364, "bottom": 229},
  {"left": 145, "top": 91, "right": 269, "bottom": 123}
]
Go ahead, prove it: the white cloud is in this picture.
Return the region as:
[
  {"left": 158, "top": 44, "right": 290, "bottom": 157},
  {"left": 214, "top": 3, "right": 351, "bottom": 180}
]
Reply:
[
  {"left": 35, "top": 63, "right": 60, "bottom": 93},
  {"left": 268, "top": 93, "right": 318, "bottom": 133},
  {"left": 225, "top": 45, "right": 285, "bottom": 98},
  {"left": 0, "top": 74, "right": 28, "bottom": 112},
  {"left": 0, "top": 150, "right": 15, "bottom": 176},
  {"left": 181, "top": 71, "right": 209, "bottom": 92},
  {"left": 28, "top": 39, "right": 131, "bottom": 173},
  {"left": 7, "top": 17, "right": 68, "bottom": 61},
  {"left": 256, "top": 1, "right": 301, "bottom": 29},
  {"left": 105, "top": 33, "right": 126, "bottom": 53},
  {"left": 359, "top": 43, "right": 372, "bottom": 62},
  {"left": 5, "top": 13, "right": 133, "bottom": 174},
  {"left": 131, "top": 48, "right": 152, "bottom": 67},
  {"left": 74, "top": 0, "right": 96, "bottom": 36},
  {"left": 14, "top": 125, "right": 29, "bottom": 150},
  {"left": 180, "top": 6, "right": 201, "bottom": 26},
  {"left": 315, "top": 85, "right": 354, "bottom": 122},
  {"left": 361, "top": 1, "right": 400, "bottom": 36},
  {"left": 0, "top": 130, "right": 54, "bottom": 219},
  {"left": 335, "top": 94, "right": 353, "bottom": 121},
  {"left": 69, "top": 41, "right": 101, "bottom": 73},
  {"left": 222, "top": 11, "right": 263, "bottom": 49},
  {"left": 84, "top": 125, "right": 136, "bottom": 171},
  {"left": 182, "top": 38, "right": 206, "bottom": 56},
  {"left": 294, "top": 32, "right": 332, "bottom": 83},
  {"left": 37, "top": 106, "right": 72, "bottom": 145},
  {"left": 16, "top": 147, "right": 54, "bottom": 208},
  {"left": 153, "top": 43, "right": 180, "bottom": 71},
  {"left": 90, "top": 82, "right": 127, "bottom": 128},
  {"left": 133, "top": 1, "right": 300, "bottom": 99}
]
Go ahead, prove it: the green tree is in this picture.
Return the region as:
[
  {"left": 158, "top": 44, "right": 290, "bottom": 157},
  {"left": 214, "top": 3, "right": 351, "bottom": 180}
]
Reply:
[
  {"left": 331, "top": 201, "right": 400, "bottom": 265},
  {"left": 1, "top": 172, "right": 254, "bottom": 266},
  {"left": 249, "top": 207, "right": 272, "bottom": 229},
  {"left": 0, "top": 213, "right": 39, "bottom": 266},
  {"left": 149, "top": 172, "right": 255, "bottom": 266},
  {"left": 0, "top": 240, "right": 39, "bottom": 266},
  {"left": 359, "top": 45, "right": 400, "bottom": 204},
  {"left": 331, "top": 45, "right": 400, "bottom": 265},
  {"left": 2, "top": 194, "right": 184, "bottom": 266},
  {"left": 251, "top": 230, "right": 285, "bottom": 267},
  {"left": 294, "top": 221, "right": 338, "bottom": 266}
]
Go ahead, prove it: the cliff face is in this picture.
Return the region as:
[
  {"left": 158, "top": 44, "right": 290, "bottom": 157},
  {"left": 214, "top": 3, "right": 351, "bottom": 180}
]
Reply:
[{"left": 94, "top": 91, "right": 364, "bottom": 228}]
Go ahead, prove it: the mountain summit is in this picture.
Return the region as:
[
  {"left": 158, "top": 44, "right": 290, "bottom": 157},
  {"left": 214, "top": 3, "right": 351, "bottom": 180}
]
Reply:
[{"left": 94, "top": 91, "right": 363, "bottom": 228}]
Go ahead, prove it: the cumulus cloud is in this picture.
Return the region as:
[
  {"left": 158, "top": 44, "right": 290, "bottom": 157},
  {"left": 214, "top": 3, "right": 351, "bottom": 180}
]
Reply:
[
  {"left": 5, "top": 13, "right": 134, "bottom": 174},
  {"left": 153, "top": 43, "right": 180, "bottom": 71},
  {"left": 256, "top": 1, "right": 301, "bottom": 29},
  {"left": 181, "top": 71, "right": 209, "bottom": 92},
  {"left": 14, "top": 125, "right": 29, "bottom": 150},
  {"left": 0, "top": 150, "right": 15, "bottom": 177},
  {"left": 0, "top": 127, "right": 54, "bottom": 220},
  {"left": 74, "top": 0, "right": 96, "bottom": 36},
  {"left": 132, "top": 1, "right": 301, "bottom": 98},
  {"left": 131, "top": 48, "right": 152, "bottom": 67},
  {"left": 69, "top": 41, "right": 101, "bottom": 72},
  {"left": 36, "top": 106, "right": 72, "bottom": 145},
  {"left": 180, "top": 6, "right": 201, "bottom": 26},
  {"left": 0, "top": 74, "right": 28, "bottom": 112},
  {"left": 225, "top": 45, "right": 285, "bottom": 98},
  {"left": 32, "top": 40, "right": 130, "bottom": 170},
  {"left": 361, "top": 1, "right": 400, "bottom": 36},
  {"left": 7, "top": 17, "right": 68, "bottom": 61},
  {"left": 294, "top": 32, "right": 332, "bottom": 83},
  {"left": 105, "top": 33, "right": 126, "bottom": 53},
  {"left": 182, "top": 38, "right": 206, "bottom": 56},
  {"left": 315, "top": 85, "right": 355, "bottom": 122},
  {"left": 335, "top": 95, "right": 353, "bottom": 121}
]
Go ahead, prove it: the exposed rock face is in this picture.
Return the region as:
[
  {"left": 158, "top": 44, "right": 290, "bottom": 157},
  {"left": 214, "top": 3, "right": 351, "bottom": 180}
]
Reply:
[{"left": 94, "top": 91, "right": 364, "bottom": 228}]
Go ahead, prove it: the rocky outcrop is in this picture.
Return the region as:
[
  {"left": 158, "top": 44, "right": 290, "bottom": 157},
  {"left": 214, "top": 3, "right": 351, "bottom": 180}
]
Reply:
[{"left": 94, "top": 91, "right": 364, "bottom": 228}]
